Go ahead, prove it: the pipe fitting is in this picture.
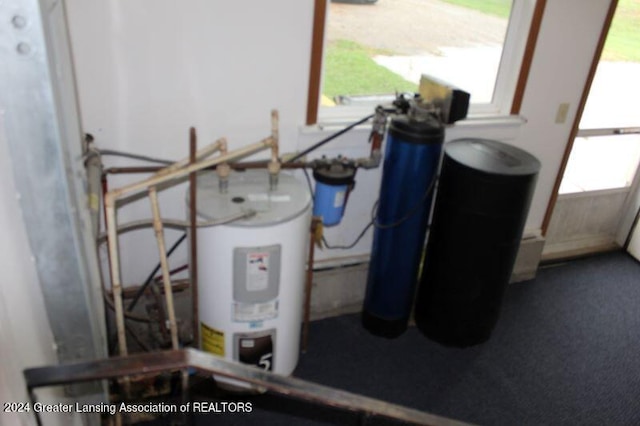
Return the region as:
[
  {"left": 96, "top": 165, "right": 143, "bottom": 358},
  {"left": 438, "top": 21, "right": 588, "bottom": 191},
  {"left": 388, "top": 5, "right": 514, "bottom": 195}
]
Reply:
[
  {"left": 268, "top": 160, "right": 281, "bottom": 191},
  {"left": 217, "top": 163, "right": 231, "bottom": 193}
]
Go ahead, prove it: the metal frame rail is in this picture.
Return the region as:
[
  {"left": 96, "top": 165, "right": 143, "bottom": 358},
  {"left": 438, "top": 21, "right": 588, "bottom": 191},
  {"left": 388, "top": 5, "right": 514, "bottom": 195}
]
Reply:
[{"left": 24, "top": 348, "right": 472, "bottom": 426}]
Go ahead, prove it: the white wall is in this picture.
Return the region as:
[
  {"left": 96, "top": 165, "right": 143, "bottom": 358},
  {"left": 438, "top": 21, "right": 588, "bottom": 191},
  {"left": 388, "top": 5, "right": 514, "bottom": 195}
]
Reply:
[
  {"left": 64, "top": 0, "right": 612, "bottom": 273},
  {"left": 66, "top": 0, "right": 313, "bottom": 158},
  {"left": 65, "top": 0, "right": 315, "bottom": 282}
]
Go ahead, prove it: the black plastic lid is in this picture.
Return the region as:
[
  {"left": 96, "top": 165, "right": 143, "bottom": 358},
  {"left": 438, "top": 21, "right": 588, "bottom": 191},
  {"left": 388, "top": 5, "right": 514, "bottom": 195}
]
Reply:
[
  {"left": 445, "top": 138, "right": 541, "bottom": 176},
  {"left": 313, "top": 163, "right": 357, "bottom": 185},
  {"left": 388, "top": 115, "right": 444, "bottom": 145}
]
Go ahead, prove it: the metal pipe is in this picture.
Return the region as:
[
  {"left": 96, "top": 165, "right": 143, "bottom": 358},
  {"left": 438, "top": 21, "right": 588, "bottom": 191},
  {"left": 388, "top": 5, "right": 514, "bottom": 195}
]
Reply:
[
  {"left": 189, "top": 128, "right": 200, "bottom": 348},
  {"left": 104, "top": 199, "right": 127, "bottom": 357},
  {"left": 85, "top": 148, "right": 103, "bottom": 238},
  {"left": 216, "top": 138, "right": 230, "bottom": 193},
  {"left": 108, "top": 137, "right": 274, "bottom": 200},
  {"left": 103, "top": 291, "right": 151, "bottom": 323},
  {"left": 154, "top": 139, "right": 222, "bottom": 177},
  {"left": 271, "top": 109, "right": 280, "bottom": 165},
  {"left": 126, "top": 234, "right": 187, "bottom": 313},
  {"left": 149, "top": 186, "right": 180, "bottom": 350},
  {"left": 302, "top": 217, "right": 321, "bottom": 352},
  {"left": 105, "top": 166, "right": 163, "bottom": 174},
  {"left": 103, "top": 160, "right": 308, "bottom": 176},
  {"left": 103, "top": 123, "right": 277, "bottom": 362},
  {"left": 96, "top": 211, "right": 256, "bottom": 244},
  {"left": 269, "top": 109, "right": 281, "bottom": 191},
  {"left": 104, "top": 197, "right": 131, "bottom": 393},
  {"left": 112, "top": 278, "right": 189, "bottom": 299}
]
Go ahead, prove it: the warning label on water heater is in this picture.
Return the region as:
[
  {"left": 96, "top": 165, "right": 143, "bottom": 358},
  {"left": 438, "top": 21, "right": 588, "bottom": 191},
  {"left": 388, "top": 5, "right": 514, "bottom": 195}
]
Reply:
[
  {"left": 201, "top": 323, "right": 225, "bottom": 356},
  {"left": 233, "top": 300, "right": 278, "bottom": 322},
  {"left": 247, "top": 252, "right": 269, "bottom": 292}
]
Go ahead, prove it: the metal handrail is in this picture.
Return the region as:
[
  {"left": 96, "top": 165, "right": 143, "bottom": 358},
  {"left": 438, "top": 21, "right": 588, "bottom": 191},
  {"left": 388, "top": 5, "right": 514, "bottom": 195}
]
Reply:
[{"left": 24, "top": 348, "right": 472, "bottom": 426}]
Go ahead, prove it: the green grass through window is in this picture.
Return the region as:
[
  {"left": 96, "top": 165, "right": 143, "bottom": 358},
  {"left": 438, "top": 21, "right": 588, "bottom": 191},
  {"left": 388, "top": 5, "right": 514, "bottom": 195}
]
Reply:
[
  {"left": 440, "top": 0, "right": 511, "bottom": 18},
  {"left": 323, "top": 40, "right": 417, "bottom": 99},
  {"left": 602, "top": 0, "right": 640, "bottom": 62},
  {"left": 322, "top": 0, "right": 640, "bottom": 101}
]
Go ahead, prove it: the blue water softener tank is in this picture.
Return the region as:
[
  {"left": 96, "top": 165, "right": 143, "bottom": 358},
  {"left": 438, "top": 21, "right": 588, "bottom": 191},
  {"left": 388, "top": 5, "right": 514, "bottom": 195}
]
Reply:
[
  {"left": 313, "top": 161, "right": 357, "bottom": 226},
  {"left": 362, "top": 109, "right": 444, "bottom": 338}
]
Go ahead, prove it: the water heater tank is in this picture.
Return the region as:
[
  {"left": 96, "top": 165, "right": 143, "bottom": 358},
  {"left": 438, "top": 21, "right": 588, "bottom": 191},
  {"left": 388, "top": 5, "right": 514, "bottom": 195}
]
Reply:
[{"left": 189, "top": 170, "right": 311, "bottom": 385}]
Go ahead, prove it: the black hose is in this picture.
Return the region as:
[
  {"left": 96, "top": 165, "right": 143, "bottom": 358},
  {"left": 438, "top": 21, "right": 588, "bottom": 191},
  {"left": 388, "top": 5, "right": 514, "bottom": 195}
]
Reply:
[
  {"left": 126, "top": 233, "right": 187, "bottom": 312},
  {"left": 284, "top": 113, "right": 375, "bottom": 164}
]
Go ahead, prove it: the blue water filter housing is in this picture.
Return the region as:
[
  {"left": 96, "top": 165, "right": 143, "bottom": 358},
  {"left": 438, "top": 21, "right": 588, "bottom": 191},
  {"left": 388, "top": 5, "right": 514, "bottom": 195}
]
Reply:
[
  {"left": 313, "top": 163, "right": 357, "bottom": 226},
  {"left": 363, "top": 113, "right": 444, "bottom": 338}
]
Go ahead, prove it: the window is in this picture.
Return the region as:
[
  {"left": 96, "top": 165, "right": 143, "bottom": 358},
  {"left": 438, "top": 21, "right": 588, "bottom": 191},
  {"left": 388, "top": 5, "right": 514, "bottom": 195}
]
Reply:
[
  {"left": 308, "top": 0, "right": 539, "bottom": 124},
  {"left": 558, "top": 0, "right": 640, "bottom": 194}
]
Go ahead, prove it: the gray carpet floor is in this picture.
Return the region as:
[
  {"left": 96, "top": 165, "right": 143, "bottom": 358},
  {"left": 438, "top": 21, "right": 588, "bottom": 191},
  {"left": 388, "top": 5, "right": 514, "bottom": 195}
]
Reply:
[{"left": 177, "top": 250, "right": 640, "bottom": 425}]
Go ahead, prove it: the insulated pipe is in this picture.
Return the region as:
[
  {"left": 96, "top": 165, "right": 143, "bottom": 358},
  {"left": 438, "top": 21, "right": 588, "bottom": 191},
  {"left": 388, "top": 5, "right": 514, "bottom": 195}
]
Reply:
[
  {"left": 104, "top": 132, "right": 276, "bottom": 358},
  {"left": 149, "top": 186, "right": 180, "bottom": 350},
  {"left": 216, "top": 138, "right": 230, "bottom": 193},
  {"left": 104, "top": 201, "right": 127, "bottom": 356},
  {"left": 96, "top": 211, "right": 256, "bottom": 244},
  {"left": 154, "top": 139, "right": 223, "bottom": 177},
  {"left": 107, "top": 137, "right": 274, "bottom": 201},
  {"left": 268, "top": 109, "right": 281, "bottom": 190}
]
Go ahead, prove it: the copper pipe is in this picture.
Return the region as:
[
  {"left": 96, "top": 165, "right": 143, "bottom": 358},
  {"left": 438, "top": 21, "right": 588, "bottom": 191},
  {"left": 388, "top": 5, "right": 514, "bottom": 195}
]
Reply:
[
  {"left": 154, "top": 139, "right": 223, "bottom": 177},
  {"left": 108, "top": 138, "right": 273, "bottom": 200},
  {"left": 103, "top": 119, "right": 277, "bottom": 362},
  {"left": 302, "top": 217, "right": 321, "bottom": 353},
  {"left": 189, "top": 127, "right": 199, "bottom": 347},
  {"left": 104, "top": 166, "right": 161, "bottom": 174}
]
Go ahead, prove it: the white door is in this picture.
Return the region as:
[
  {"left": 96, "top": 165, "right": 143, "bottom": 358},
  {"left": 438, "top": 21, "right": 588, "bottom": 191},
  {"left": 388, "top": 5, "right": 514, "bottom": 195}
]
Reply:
[{"left": 544, "top": 1, "right": 640, "bottom": 260}]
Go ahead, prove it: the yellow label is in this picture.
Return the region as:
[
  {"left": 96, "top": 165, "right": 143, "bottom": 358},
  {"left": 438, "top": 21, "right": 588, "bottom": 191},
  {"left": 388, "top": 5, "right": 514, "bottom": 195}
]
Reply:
[{"left": 201, "top": 323, "right": 224, "bottom": 356}]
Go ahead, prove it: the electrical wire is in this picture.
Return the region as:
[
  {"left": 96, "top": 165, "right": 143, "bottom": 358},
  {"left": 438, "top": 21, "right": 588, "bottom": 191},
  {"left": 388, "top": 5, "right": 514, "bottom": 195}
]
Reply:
[
  {"left": 285, "top": 113, "right": 375, "bottom": 164},
  {"left": 322, "top": 222, "right": 374, "bottom": 250},
  {"left": 103, "top": 290, "right": 151, "bottom": 323},
  {"left": 371, "top": 174, "right": 438, "bottom": 230},
  {"left": 127, "top": 233, "right": 187, "bottom": 312}
]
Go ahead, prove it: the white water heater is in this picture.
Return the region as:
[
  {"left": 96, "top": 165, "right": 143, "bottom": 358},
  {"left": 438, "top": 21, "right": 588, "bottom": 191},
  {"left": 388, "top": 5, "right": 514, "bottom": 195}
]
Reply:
[{"left": 190, "top": 169, "right": 311, "bottom": 381}]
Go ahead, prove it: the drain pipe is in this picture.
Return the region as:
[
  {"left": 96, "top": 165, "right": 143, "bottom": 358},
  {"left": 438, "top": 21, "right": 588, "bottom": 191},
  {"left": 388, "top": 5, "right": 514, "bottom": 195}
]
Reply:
[{"left": 189, "top": 128, "right": 200, "bottom": 347}]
